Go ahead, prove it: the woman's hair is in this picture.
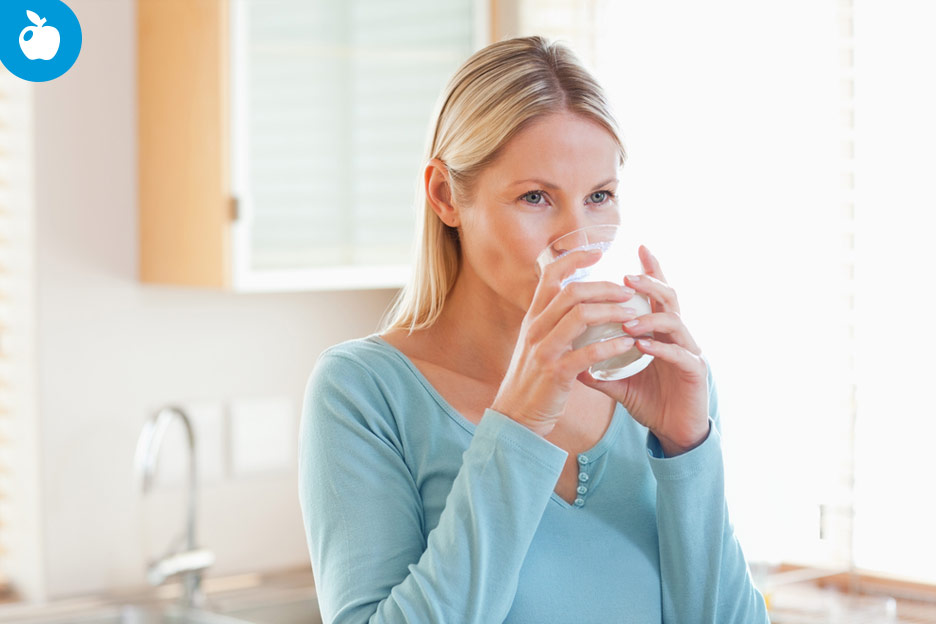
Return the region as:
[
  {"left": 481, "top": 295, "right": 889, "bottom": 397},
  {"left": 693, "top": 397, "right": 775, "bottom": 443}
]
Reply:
[{"left": 377, "top": 35, "right": 627, "bottom": 335}]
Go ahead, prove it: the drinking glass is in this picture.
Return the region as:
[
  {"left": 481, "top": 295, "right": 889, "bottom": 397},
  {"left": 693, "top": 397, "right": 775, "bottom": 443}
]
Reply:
[{"left": 535, "top": 224, "right": 654, "bottom": 381}]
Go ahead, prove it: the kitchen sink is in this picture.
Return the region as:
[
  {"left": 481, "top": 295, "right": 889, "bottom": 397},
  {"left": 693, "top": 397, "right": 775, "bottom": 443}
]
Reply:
[
  {"left": 0, "top": 598, "right": 322, "bottom": 624},
  {"left": 0, "top": 604, "right": 248, "bottom": 624},
  {"left": 0, "top": 570, "right": 322, "bottom": 624}
]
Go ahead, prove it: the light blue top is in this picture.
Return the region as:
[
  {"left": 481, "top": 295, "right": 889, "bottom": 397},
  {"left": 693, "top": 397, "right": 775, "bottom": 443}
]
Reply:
[{"left": 299, "top": 333, "right": 769, "bottom": 623}]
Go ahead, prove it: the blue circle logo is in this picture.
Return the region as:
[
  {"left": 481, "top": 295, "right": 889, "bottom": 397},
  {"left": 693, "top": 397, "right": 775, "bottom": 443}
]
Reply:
[{"left": 0, "top": 0, "right": 82, "bottom": 83}]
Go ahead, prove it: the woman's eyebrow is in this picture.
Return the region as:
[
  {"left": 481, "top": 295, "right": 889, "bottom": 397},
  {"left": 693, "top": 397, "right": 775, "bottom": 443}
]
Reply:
[{"left": 511, "top": 177, "right": 619, "bottom": 191}]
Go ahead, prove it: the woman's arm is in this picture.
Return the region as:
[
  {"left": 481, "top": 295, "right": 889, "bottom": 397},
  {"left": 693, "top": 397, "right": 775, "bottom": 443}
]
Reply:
[
  {"left": 298, "top": 351, "right": 568, "bottom": 624},
  {"left": 648, "top": 356, "right": 770, "bottom": 623}
]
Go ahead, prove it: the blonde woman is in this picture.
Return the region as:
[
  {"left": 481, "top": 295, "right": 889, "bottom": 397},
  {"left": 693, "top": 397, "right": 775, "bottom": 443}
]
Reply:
[{"left": 299, "top": 36, "right": 769, "bottom": 623}]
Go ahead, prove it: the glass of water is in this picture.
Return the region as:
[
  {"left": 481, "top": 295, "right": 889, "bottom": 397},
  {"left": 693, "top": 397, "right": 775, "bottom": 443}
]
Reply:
[{"left": 535, "top": 224, "right": 654, "bottom": 381}]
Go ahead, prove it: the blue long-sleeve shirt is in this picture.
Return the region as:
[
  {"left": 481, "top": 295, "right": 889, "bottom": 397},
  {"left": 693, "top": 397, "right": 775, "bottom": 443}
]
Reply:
[{"left": 298, "top": 333, "right": 769, "bottom": 623}]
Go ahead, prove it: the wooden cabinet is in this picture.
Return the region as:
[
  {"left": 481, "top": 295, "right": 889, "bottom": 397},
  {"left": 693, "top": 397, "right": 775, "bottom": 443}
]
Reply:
[
  {"left": 138, "top": 0, "right": 232, "bottom": 289},
  {"left": 138, "top": 0, "right": 491, "bottom": 292}
]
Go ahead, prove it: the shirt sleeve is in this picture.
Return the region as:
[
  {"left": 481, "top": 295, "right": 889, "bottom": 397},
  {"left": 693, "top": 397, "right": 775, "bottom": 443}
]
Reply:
[
  {"left": 298, "top": 351, "right": 568, "bottom": 624},
  {"left": 645, "top": 354, "right": 770, "bottom": 623}
]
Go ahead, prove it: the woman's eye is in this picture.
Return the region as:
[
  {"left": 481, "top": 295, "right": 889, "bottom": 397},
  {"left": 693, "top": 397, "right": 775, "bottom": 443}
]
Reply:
[
  {"left": 521, "top": 191, "right": 547, "bottom": 205},
  {"left": 589, "top": 191, "right": 615, "bottom": 204}
]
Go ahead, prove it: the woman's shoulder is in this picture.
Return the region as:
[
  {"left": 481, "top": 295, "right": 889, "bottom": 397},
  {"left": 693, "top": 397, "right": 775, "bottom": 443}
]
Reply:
[
  {"left": 306, "top": 331, "right": 445, "bottom": 414},
  {"left": 310, "top": 333, "right": 412, "bottom": 388},
  {"left": 302, "top": 334, "right": 420, "bottom": 440},
  {"left": 317, "top": 332, "right": 391, "bottom": 363}
]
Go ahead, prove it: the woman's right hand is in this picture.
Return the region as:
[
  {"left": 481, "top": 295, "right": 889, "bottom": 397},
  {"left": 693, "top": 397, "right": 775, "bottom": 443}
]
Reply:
[{"left": 491, "top": 247, "right": 641, "bottom": 437}]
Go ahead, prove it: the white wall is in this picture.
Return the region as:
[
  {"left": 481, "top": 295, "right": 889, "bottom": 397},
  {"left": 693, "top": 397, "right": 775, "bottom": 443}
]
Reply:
[{"left": 31, "top": 0, "right": 397, "bottom": 599}]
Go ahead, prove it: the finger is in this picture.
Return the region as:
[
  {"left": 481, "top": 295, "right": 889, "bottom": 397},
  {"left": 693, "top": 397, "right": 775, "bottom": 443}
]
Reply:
[
  {"left": 559, "top": 334, "right": 637, "bottom": 379},
  {"left": 575, "top": 363, "right": 620, "bottom": 389},
  {"left": 639, "top": 245, "right": 668, "bottom": 283},
  {"left": 621, "top": 311, "right": 702, "bottom": 355},
  {"left": 528, "top": 280, "right": 636, "bottom": 346},
  {"left": 529, "top": 248, "right": 603, "bottom": 318},
  {"left": 575, "top": 366, "right": 604, "bottom": 389},
  {"left": 633, "top": 336, "right": 706, "bottom": 376},
  {"left": 623, "top": 272, "right": 680, "bottom": 315},
  {"left": 536, "top": 302, "right": 642, "bottom": 362}
]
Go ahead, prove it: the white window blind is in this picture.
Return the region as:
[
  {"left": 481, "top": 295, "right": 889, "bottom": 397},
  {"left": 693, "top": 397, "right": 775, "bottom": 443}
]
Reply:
[
  {"left": 0, "top": 63, "right": 13, "bottom": 597},
  {"left": 234, "top": 0, "right": 477, "bottom": 272},
  {"left": 0, "top": 64, "right": 41, "bottom": 603},
  {"left": 850, "top": 0, "right": 936, "bottom": 583},
  {"left": 517, "top": 0, "right": 936, "bottom": 585}
]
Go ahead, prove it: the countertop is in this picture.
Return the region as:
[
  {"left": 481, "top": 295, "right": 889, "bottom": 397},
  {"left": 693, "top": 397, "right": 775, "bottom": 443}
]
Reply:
[{"left": 0, "top": 567, "right": 318, "bottom": 623}]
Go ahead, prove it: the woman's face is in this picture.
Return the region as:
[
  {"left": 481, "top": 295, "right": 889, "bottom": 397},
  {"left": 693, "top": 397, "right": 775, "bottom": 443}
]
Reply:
[{"left": 457, "top": 111, "right": 622, "bottom": 312}]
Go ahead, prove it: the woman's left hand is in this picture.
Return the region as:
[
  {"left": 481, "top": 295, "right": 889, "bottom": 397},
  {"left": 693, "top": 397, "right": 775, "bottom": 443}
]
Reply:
[{"left": 576, "top": 245, "right": 711, "bottom": 457}]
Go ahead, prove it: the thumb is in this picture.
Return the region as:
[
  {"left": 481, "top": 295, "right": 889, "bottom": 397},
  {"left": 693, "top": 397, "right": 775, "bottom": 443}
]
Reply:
[
  {"left": 577, "top": 368, "right": 630, "bottom": 394},
  {"left": 576, "top": 368, "right": 601, "bottom": 388}
]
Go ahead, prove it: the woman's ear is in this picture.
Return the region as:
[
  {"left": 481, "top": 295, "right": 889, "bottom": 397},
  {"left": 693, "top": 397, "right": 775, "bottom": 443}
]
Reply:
[{"left": 425, "top": 158, "right": 460, "bottom": 228}]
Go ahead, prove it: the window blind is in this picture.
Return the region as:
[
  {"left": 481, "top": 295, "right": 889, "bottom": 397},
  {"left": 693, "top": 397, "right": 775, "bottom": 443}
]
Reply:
[
  {"left": 850, "top": 0, "right": 936, "bottom": 583},
  {"left": 518, "top": 0, "right": 936, "bottom": 586},
  {"left": 0, "top": 63, "right": 41, "bottom": 602},
  {"left": 515, "top": 0, "right": 895, "bottom": 578},
  {"left": 236, "top": 0, "right": 476, "bottom": 271},
  {"left": 0, "top": 64, "right": 13, "bottom": 598}
]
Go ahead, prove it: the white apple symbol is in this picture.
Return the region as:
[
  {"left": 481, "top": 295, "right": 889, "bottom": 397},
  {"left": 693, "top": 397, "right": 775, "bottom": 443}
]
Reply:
[{"left": 19, "top": 10, "right": 61, "bottom": 61}]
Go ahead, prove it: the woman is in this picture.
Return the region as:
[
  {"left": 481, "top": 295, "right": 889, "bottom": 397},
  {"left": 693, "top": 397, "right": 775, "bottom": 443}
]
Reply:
[{"left": 299, "top": 35, "right": 769, "bottom": 623}]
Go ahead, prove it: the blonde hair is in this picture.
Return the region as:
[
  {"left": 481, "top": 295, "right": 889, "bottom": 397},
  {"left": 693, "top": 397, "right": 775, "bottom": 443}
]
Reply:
[{"left": 378, "top": 35, "right": 627, "bottom": 335}]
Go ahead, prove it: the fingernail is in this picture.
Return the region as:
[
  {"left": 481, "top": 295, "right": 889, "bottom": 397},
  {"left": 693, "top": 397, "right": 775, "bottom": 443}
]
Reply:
[
  {"left": 637, "top": 338, "right": 652, "bottom": 347},
  {"left": 626, "top": 275, "right": 640, "bottom": 282}
]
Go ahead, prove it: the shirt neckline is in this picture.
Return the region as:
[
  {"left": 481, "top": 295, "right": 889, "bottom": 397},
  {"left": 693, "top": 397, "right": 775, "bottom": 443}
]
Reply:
[{"left": 365, "top": 332, "right": 624, "bottom": 479}]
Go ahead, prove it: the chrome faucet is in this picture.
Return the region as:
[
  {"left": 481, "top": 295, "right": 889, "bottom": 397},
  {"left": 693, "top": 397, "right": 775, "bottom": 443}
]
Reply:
[{"left": 134, "top": 405, "right": 215, "bottom": 609}]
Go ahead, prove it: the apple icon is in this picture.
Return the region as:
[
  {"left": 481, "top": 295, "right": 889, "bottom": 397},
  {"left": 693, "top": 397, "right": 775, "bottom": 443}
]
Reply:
[{"left": 19, "top": 9, "right": 61, "bottom": 61}]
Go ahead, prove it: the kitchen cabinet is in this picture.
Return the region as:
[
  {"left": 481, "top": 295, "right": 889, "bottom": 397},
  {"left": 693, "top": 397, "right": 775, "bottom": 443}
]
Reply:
[{"left": 138, "top": 0, "right": 490, "bottom": 291}]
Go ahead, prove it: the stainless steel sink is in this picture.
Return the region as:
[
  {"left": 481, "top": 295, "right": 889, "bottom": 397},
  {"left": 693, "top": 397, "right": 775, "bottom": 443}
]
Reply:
[
  {"left": 0, "top": 596, "right": 321, "bottom": 624},
  {"left": 0, "top": 569, "right": 322, "bottom": 624},
  {"left": 0, "top": 604, "right": 249, "bottom": 624}
]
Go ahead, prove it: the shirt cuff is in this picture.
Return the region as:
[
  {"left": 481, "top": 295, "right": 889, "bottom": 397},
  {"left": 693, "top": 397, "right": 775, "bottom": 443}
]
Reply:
[
  {"left": 478, "top": 408, "right": 569, "bottom": 472},
  {"left": 646, "top": 418, "right": 722, "bottom": 481}
]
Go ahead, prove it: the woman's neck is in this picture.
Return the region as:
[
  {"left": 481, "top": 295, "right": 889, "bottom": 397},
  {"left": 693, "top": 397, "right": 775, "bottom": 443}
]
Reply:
[{"left": 425, "top": 264, "right": 526, "bottom": 384}]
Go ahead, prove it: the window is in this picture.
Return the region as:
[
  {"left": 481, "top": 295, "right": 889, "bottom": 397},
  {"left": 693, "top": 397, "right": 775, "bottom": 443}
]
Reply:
[
  {"left": 0, "top": 61, "right": 15, "bottom": 600},
  {"left": 0, "top": 64, "right": 42, "bottom": 601},
  {"left": 230, "top": 0, "right": 482, "bottom": 283},
  {"left": 849, "top": 0, "right": 936, "bottom": 582},
  {"left": 515, "top": 0, "right": 936, "bottom": 584}
]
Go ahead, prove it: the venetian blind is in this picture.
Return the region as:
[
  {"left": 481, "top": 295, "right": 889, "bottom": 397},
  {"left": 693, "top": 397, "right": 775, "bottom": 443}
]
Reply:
[
  {"left": 234, "top": 0, "right": 477, "bottom": 272},
  {"left": 515, "top": 0, "right": 863, "bottom": 576},
  {"left": 0, "top": 64, "right": 12, "bottom": 597},
  {"left": 849, "top": 0, "right": 936, "bottom": 583},
  {"left": 0, "top": 63, "right": 40, "bottom": 602},
  {"left": 518, "top": 0, "right": 936, "bottom": 586}
]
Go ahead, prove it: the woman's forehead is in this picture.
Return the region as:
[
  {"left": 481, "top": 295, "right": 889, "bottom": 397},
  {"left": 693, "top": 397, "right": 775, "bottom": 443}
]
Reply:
[{"left": 494, "top": 115, "right": 619, "bottom": 171}]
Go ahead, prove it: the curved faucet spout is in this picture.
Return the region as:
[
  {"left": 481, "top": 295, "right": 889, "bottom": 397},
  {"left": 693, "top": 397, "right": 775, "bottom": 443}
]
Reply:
[{"left": 134, "top": 404, "right": 212, "bottom": 608}]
